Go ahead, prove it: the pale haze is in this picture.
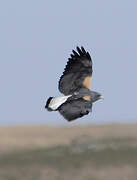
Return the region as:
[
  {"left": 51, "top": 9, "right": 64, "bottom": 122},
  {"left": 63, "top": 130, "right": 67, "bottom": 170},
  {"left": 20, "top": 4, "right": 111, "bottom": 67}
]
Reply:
[{"left": 0, "top": 0, "right": 137, "bottom": 125}]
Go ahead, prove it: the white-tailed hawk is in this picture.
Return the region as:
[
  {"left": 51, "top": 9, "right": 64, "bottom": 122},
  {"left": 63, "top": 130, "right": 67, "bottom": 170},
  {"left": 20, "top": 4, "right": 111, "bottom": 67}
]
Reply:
[{"left": 45, "top": 46, "right": 103, "bottom": 121}]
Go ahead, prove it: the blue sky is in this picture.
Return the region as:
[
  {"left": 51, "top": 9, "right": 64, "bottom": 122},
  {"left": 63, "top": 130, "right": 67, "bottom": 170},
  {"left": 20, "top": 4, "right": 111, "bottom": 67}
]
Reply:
[{"left": 0, "top": 0, "right": 137, "bottom": 125}]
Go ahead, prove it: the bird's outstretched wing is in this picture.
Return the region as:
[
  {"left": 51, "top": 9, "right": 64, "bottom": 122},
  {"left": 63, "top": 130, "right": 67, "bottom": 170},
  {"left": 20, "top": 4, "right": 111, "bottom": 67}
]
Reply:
[
  {"left": 58, "top": 98, "right": 92, "bottom": 121},
  {"left": 58, "top": 46, "right": 93, "bottom": 95}
]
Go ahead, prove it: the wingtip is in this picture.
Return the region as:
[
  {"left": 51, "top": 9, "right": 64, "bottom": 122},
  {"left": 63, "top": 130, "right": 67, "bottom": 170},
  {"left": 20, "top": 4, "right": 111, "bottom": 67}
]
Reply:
[
  {"left": 72, "top": 46, "right": 92, "bottom": 60},
  {"left": 72, "top": 49, "right": 80, "bottom": 58},
  {"left": 81, "top": 46, "right": 86, "bottom": 54},
  {"left": 76, "top": 46, "right": 83, "bottom": 55}
]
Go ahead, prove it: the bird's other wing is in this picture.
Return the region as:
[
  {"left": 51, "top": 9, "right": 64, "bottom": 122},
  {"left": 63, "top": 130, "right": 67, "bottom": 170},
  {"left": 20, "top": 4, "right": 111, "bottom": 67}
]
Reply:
[
  {"left": 58, "top": 46, "right": 93, "bottom": 95},
  {"left": 58, "top": 98, "right": 92, "bottom": 121}
]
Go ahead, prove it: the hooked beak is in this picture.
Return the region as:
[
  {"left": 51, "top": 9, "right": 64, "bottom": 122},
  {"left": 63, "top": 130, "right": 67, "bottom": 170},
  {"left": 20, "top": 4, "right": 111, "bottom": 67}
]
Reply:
[{"left": 100, "top": 95, "right": 104, "bottom": 99}]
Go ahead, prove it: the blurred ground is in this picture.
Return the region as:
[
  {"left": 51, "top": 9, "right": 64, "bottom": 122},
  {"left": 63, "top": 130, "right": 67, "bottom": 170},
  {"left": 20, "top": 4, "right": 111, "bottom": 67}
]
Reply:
[{"left": 0, "top": 124, "right": 137, "bottom": 180}]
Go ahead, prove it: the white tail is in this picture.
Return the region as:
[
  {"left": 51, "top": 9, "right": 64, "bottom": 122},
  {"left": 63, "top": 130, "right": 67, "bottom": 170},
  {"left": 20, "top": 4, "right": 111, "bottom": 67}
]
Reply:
[{"left": 47, "top": 95, "right": 71, "bottom": 111}]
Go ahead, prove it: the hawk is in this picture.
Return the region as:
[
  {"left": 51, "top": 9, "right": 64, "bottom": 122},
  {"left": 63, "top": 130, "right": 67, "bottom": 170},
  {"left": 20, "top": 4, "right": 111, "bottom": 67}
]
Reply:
[{"left": 45, "top": 46, "right": 103, "bottom": 121}]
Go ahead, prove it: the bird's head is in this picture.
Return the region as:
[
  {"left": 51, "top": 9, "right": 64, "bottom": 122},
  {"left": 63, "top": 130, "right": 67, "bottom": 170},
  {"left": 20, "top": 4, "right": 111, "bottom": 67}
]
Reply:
[{"left": 90, "top": 91, "right": 104, "bottom": 103}]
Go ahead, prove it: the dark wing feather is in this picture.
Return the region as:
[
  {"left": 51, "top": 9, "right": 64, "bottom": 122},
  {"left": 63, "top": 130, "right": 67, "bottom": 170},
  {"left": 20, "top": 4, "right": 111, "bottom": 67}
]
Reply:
[
  {"left": 58, "top": 98, "right": 92, "bottom": 121},
  {"left": 58, "top": 46, "right": 93, "bottom": 95}
]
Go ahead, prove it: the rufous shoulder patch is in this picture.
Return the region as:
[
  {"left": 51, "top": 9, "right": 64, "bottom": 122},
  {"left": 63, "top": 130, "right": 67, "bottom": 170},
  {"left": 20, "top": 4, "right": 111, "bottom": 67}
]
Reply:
[
  {"left": 82, "top": 76, "right": 91, "bottom": 89},
  {"left": 83, "top": 96, "right": 91, "bottom": 101}
]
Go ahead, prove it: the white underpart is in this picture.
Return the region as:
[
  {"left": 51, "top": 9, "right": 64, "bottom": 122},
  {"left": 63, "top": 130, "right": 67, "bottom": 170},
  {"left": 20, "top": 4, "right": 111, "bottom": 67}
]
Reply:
[{"left": 48, "top": 95, "right": 72, "bottom": 110}]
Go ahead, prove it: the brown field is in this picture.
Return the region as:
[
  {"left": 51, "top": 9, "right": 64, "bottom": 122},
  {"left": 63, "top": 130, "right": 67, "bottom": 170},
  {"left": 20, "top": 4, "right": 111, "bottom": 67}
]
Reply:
[{"left": 0, "top": 124, "right": 137, "bottom": 180}]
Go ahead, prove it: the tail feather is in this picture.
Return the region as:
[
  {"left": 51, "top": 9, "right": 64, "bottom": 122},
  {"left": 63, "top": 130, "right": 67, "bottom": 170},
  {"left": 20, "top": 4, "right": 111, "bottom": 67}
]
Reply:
[
  {"left": 45, "top": 95, "right": 72, "bottom": 111},
  {"left": 45, "top": 97, "right": 54, "bottom": 111}
]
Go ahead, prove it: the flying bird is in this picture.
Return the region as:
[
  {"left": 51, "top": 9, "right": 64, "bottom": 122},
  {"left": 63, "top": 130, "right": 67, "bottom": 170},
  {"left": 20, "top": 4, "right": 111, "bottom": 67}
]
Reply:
[{"left": 45, "top": 46, "right": 103, "bottom": 121}]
